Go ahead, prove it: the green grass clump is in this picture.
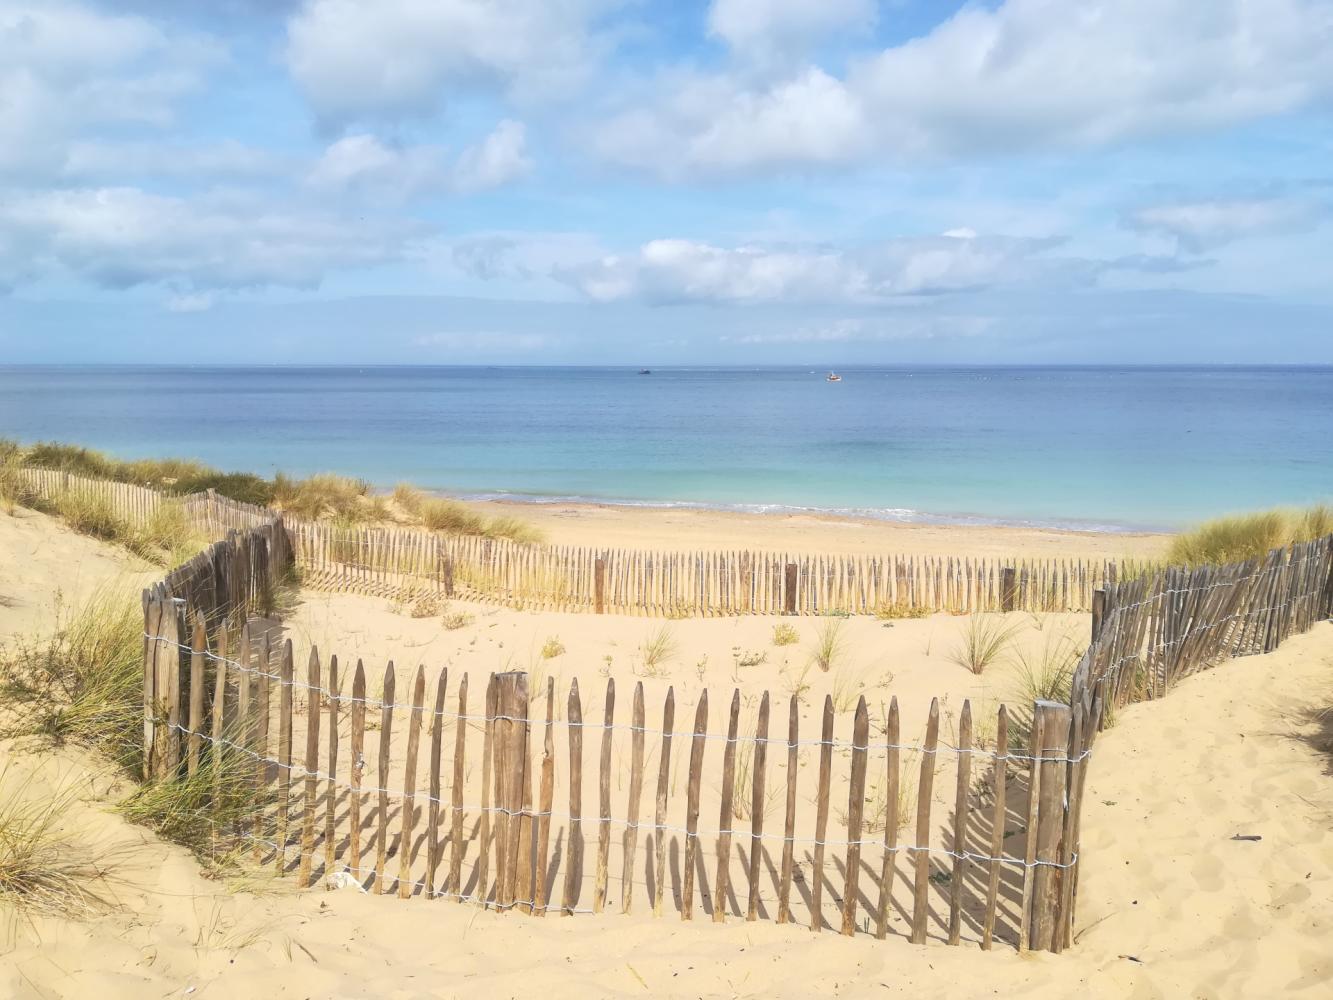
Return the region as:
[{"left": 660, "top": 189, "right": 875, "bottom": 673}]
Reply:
[
  {"left": 808, "top": 618, "right": 846, "bottom": 673},
  {"left": 392, "top": 483, "right": 425, "bottom": 514},
  {"left": 418, "top": 497, "right": 485, "bottom": 535},
  {"left": 126, "top": 500, "right": 207, "bottom": 567},
  {"left": 0, "top": 585, "right": 145, "bottom": 773},
  {"left": 48, "top": 488, "right": 129, "bottom": 542},
  {"left": 540, "top": 635, "right": 566, "bottom": 659},
  {"left": 1167, "top": 503, "right": 1333, "bottom": 567},
  {"left": 949, "top": 614, "right": 1020, "bottom": 675},
  {"left": 485, "top": 515, "right": 544, "bottom": 544},
  {"left": 640, "top": 625, "right": 677, "bottom": 676},
  {"left": 771, "top": 622, "right": 799, "bottom": 646},
  {"left": 0, "top": 450, "right": 34, "bottom": 514},
  {"left": 169, "top": 472, "right": 275, "bottom": 506},
  {"left": 271, "top": 472, "right": 372, "bottom": 521},
  {"left": 873, "top": 601, "right": 929, "bottom": 620}
]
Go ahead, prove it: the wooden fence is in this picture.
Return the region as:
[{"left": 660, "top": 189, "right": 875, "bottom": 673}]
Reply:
[
  {"left": 143, "top": 604, "right": 1082, "bottom": 951},
  {"left": 21, "top": 467, "right": 1106, "bottom": 615}
]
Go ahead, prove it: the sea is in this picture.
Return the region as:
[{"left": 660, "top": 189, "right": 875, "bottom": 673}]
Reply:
[{"left": 1, "top": 365, "right": 1330, "bottom": 532}]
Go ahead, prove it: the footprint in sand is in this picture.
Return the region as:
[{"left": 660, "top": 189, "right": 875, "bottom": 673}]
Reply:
[{"left": 1191, "top": 853, "right": 1225, "bottom": 892}]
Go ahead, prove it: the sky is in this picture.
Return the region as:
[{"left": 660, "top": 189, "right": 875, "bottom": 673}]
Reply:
[{"left": 0, "top": 0, "right": 1331, "bottom": 364}]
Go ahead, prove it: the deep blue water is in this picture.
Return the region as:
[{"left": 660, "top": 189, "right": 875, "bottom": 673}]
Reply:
[{"left": 1, "top": 365, "right": 1330, "bottom": 531}]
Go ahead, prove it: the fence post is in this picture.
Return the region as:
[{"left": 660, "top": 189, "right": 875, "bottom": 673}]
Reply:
[
  {"left": 783, "top": 562, "right": 798, "bottom": 615},
  {"left": 1028, "top": 699, "right": 1071, "bottom": 952},
  {"left": 594, "top": 557, "right": 607, "bottom": 614},
  {"left": 493, "top": 671, "right": 531, "bottom": 910},
  {"left": 1090, "top": 587, "right": 1106, "bottom": 642},
  {"left": 142, "top": 596, "right": 162, "bottom": 780},
  {"left": 1000, "top": 567, "right": 1017, "bottom": 613}
]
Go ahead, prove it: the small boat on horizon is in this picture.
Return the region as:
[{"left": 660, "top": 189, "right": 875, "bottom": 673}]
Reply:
[
  {"left": 826, "top": 372, "right": 842, "bottom": 382},
  {"left": 638, "top": 369, "right": 652, "bottom": 375}
]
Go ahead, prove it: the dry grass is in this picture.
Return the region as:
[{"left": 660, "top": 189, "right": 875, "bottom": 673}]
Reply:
[
  {"left": 640, "top": 625, "right": 677, "bottom": 677},
  {"left": 0, "top": 766, "right": 119, "bottom": 917},
  {"left": 1167, "top": 503, "right": 1333, "bottom": 567},
  {"left": 949, "top": 614, "right": 1020, "bottom": 675},
  {"left": 873, "top": 601, "right": 929, "bottom": 620},
  {"left": 272, "top": 473, "right": 372, "bottom": 521},
  {"left": 540, "top": 636, "right": 566, "bottom": 660},
  {"left": 485, "top": 515, "right": 544, "bottom": 544},
  {"left": 442, "top": 607, "right": 474, "bottom": 630},
  {"left": 0, "top": 449, "right": 34, "bottom": 514},
  {"left": 419, "top": 498, "right": 485, "bottom": 535},
  {"left": 126, "top": 500, "right": 207, "bottom": 567},
  {"left": 771, "top": 622, "right": 799, "bottom": 646},
  {"left": 0, "top": 584, "right": 145, "bottom": 773},
  {"left": 1006, "top": 631, "right": 1084, "bottom": 749},
  {"left": 808, "top": 618, "right": 846, "bottom": 673}
]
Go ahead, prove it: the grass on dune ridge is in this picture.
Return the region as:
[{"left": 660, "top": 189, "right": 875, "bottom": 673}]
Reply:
[
  {"left": 1, "top": 438, "right": 543, "bottom": 544},
  {"left": 1166, "top": 504, "right": 1333, "bottom": 567}
]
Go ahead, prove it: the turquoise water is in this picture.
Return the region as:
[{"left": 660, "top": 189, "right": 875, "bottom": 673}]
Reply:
[{"left": 1, "top": 365, "right": 1330, "bottom": 531}]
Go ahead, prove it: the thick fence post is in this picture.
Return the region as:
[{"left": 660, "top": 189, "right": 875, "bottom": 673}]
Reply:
[
  {"left": 594, "top": 557, "right": 607, "bottom": 615},
  {"left": 1090, "top": 587, "right": 1106, "bottom": 642},
  {"left": 493, "top": 671, "right": 531, "bottom": 910},
  {"left": 783, "top": 562, "right": 798, "bottom": 615},
  {"left": 1028, "top": 699, "right": 1072, "bottom": 952},
  {"left": 1000, "top": 567, "right": 1017, "bottom": 613}
]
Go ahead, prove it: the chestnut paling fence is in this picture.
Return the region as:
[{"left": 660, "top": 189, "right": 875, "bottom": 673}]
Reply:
[
  {"left": 135, "top": 494, "right": 1333, "bottom": 954},
  {"left": 23, "top": 466, "right": 1106, "bottom": 616}
]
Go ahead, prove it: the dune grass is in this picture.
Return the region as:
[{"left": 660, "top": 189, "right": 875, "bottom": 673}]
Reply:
[
  {"left": 771, "top": 622, "right": 799, "bottom": 646},
  {"left": 949, "top": 613, "right": 1020, "bottom": 675},
  {"left": 640, "top": 625, "right": 678, "bottom": 677},
  {"left": 271, "top": 472, "right": 373, "bottom": 521},
  {"left": 1167, "top": 503, "right": 1333, "bottom": 567},
  {"left": 0, "top": 585, "right": 146, "bottom": 774},
  {"left": 808, "top": 618, "right": 846, "bottom": 673},
  {"left": 1005, "top": 631, "right": 1085, "bottom": 749},
  {"left": 0, "top": 767, "right": 120, "bottom": 917}
]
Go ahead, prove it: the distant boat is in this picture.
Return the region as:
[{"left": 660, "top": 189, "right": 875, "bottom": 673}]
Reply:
[
  {"left": 826, "top": 372, "right": 842, "bottom": 382},
  {"left": 638, "top": 369, "right": 652, "bottom": 375}
]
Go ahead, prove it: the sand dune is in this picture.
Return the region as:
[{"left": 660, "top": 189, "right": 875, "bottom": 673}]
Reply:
[{"left": 0, "top": 508, "right": 1328, "bottom": 998}]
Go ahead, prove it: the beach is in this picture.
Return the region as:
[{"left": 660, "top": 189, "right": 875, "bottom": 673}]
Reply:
[{"left": 1, "top": 502, "right": 1329, "bottom": 997}]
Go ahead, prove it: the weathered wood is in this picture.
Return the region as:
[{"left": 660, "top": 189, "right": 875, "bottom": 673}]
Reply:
[
  {"left": 324, "top": 655, "right": 340, "bottom": 881},
  {"left": 714, "top": 688, "right": 741, "bottom": 923},
  {"left": 594, "top": 557, "right": 606, "bottom": 614},
  {"left": 982, "top": 706, "right": 1008, "bottom": 950},
  {"left": 746, "top": 691, "right": 770, "bottom": 921},
  {"left": 909, "top": 698, "right": 940, "bottom": 945},
  {"left": 595, "top": 678, "right": 615, "bottom": 913},
  {"left": 621, "top": 682, "right": 646, "bottom": 914},
  {"left": 349, "top": 660, "right": 367, "bottom": 883},
  {"left": 562, "top": 679, "right": 583, "bottom": 915},
  {"left": 298, "top": 648, "right": 321, "bottom": 887},
  {"left": 187, "top": 616, "right": 206, "bottom": 777},
  {"left": 373, "top": 662, "right": 396, "bottom": 894},
  {"left": 252, "top": 636, "right": 271, "bottom": 862},
  {"left": 652, "top": 687, "right": 675, "bottom": 917},
  {"left": 1056, "top": 701, "right": 1086, "bottom": 952},
  {"left": 840, "top": 696, "right": 870, "bottom": 936},
  {"left": 875, "top": 697, "right": 901, "bottom": 940},
  {"left": 276, "top": 640, "right": 295, "bottom": 867},
  {"left": 1000, "top": 567, "right": 1017, "bottom": 612},
  {"left": 477, "top": 674, "right": 497, "bottom": 907},
  {"left": 210, "top": 626, "right": 229, "bottom": 802},
  {"left": 809, "top": 695, "right": 834, "bottom": 932},
  {"left": 426, "top": 668, "right": 448, "bottom": 898},
  {"left": 535, "top": 677, "right": 555, "bottom": 915},
  {"left": 1029, "top": 701, "right": 1071, "bottom": 952},
  {"left": 783, "top": 562, "right": 798, "bottom": 615},
  {"left": 777, "top": 695, "right": 798, "bottom": 924},
  {"left": 493, "top": 671, "right": 531, "bottom": 910},
  {"left": 947, "top": 700, "right": 972, "bottom": 945},
  {"left": 449, "top": 672, "right": 469, "bottom": 900},
  {"left": 398, "top": 665, "right": 426, "bottom": 899},
  {"left": 1017, "top": 706, "right": 1045, "bottom": 952},
  {"left": 681, "top": 691, "right": 709, "bottom": 920}
]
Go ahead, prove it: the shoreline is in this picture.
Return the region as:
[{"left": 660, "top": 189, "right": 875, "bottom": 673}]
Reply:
[{"left": 458, "top": 494, "right": 1171, "bottom": 561}]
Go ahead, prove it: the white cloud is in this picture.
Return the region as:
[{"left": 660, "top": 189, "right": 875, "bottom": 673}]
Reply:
[
  {"left": 595, "top": 0, "right": 1333, "bottom": 175},
  {"left": 309, "top": 121, "right": 531, "bottom": 198},
  {"left": 0, "top": 186, "right": 417, "bottom": 291},
  {"left": 0, "top": 1, "right": 219, "bottom": 177},
  {"left": 1126, "top": 196, "right": 1325, "bottom": 251},
  {"left": 707, "top": 0, "right": 875, "bottom": 63},
  {"left": 63, "top": 139, "right": 283, "bottom": 180},
  {"left": 554, "top": 231, "right": 1074, "bottom": 304},
  {"left": 285, "top": 0, "right": 608, "bottom": 124}
]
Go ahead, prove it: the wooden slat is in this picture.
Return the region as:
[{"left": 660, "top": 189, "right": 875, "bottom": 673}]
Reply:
[
  {"left": 981, "top": 706, "right": 1008, "bottom": 949},
  {"left": 1017, "top": 707, "right": 1044, "bottom": 952},
  {"left": 809, "top": 695, "right": 834, "bottom": 932},
  {"left": 909, "top": 698, "right": 940, "bottom": 944},
  {"left": 426, "top": 668, "right": 448, "bottom": 897},
  {"left": 276, "top": 640, "right": 295, "bottom": 867},
  {"left": 681, "top": 691, "right": 709, "bottom": 920},
  {"left": 714, "top": 688, "right": 741, "bottom": 923},
  {"left": 349, "top": 660, "right": 367, "bottom": 884},
  {"left": 398, "top": 665, "right": 426, "bottom": 899},
  {"left": 875, "top": 696, "right": 900, "bottom": 939},
  {"left": 324, "top": 655, "right": 340, "bottom": 880},
  {"left": 449, "top": 672, "right": 469, "bottom": 901},
  {"left": 948, "top": 700, "right": 972, "bottom": 945},
  {"left": 298, "top": 648, "right": 321, "bottom": 887},
  {"left": 209, "top": 627, "right": 229, "bottom": 802},
  {"left": 746, "top": 691, "right": 770, "bottom": 921},
  {"left": 595, "top": 678, "right": 615, "bottom": 913},
  {"left": 373, "top": 662, "right": 396, "bottom": 894},
  {"left": 186, "top": 616, "right": 205, "bottom": 777},
  {"left": 621, "top": 682, "right": 646, "bottom": 915},
  {"left": 777, "top": 695, "right": 798, "bottom": 924},
  {"left": 477, "top": 674, "right": 497, "bottom": 907},
  {"left": 535, "top": 677, "right": 555, "bottom": 916},
  {"left": 841, "top": 696, "right": 869, "bottom": 936},
  {"left": 652, "top": 687, "right": 675, "bottom": 917},
  {"left": 252, "top": 636, "right": 271, "bottom": 863},
  {"left": 562, "top": 679, "right": 583, "bottom": 915}
]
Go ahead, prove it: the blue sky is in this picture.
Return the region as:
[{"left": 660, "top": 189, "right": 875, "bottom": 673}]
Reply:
[{"left": 1, "top": 0, "right": 1331, "bottom": 363}]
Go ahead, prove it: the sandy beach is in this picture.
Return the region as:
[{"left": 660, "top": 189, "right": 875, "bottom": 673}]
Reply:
[
  {"left": 1, "top": 505, "right": 1329, "bottom": 997},
  {"left": 463, "top": 498, "right": 1170, "bottom": 562}
]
